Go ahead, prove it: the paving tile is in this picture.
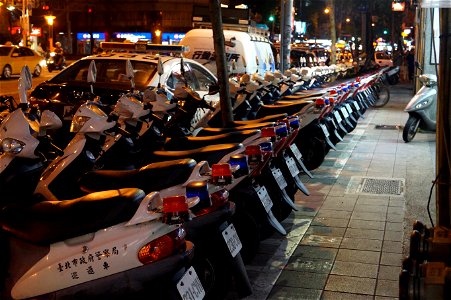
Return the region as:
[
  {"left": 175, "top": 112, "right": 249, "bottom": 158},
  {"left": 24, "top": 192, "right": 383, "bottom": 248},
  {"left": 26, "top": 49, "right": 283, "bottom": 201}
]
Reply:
[
  {"left": 285, "top": 256, "right": 334, "bottom": 274},
  {"left": 385, "top": 222, "right": 403, "bottom": 231},
  {"left": 384, "top": 230, "right": 403, "bottom": 242},
  {"left": 267, "top": 286, "right": 322, "bottom": 300},
  {"left": 292, "top": 245, "right": 338, "bottom": 260},
  {"left": 348, "top": 219, "right": 385, "bottom": 230},
  {"left": 382, "top": 241, "right": 403, "bottom": 254},
  {"left": 336, "top": 249, "right": 380, "bottom": 264},
  {"left": 389, "top": 199, "right": 405, "bottom": 207},
  {"left": 386, "top": 211, "right": 404, "bottom": 222},
  {"left": 306, "top": 226, "right": 346, "bottom": 237},
  {"left": 317, "top": 209, "right": 352, "bottom": 220},
  {"left": 375, "top": 279, "right": 398, "bottom": 297},
  {"left": 331, "top": 260, "right": 378, "bottom": 278},
  {"left": 378, "top": 265, "right": 401, "bottom": 280},
  {"left": 321, "top": 201, "right": 356, "bottom": 211},
  {"left": 311, "top": 217, "right": 349, "bottom": 228},
  {"left": 380, "top": 252, "right": 404, "bottom": 266},
  {"left": 301, "top": 234, "right": 343, "bottom": 248},
  {"left": 345, "top": 228, "right": 384, "bottom": 240},
  {"left": 351, "top": 211, "right": 387, "bottom": 221},
  {"left": 324, "top": 275, "right": 376, "bottom": 295},
  {"left": 275, "top": 270, "right": 328, "bottom": 290},
  {"left": 321, "top": 291, "right": 373, "bottom": 300},
  {"left": 340, "top": 238, "right": 382, "bottom": 252},
  {"left": 354, "top": 204, "right": 388, "bottom": 213},
  {"left": 374, "top": 297, "right": 398, "bottom": 300},
  {"left": 356, "top": 197, "right": 389, "bottom": 206}
]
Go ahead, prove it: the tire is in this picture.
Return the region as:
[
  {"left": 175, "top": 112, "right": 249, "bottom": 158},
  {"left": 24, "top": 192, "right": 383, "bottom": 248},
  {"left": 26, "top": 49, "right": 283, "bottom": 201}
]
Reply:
[
  {"left": 297, "top": 136, "right": 326, "bottom": 171},
  {"left": 403, "top": 115, "right": 421, "bottom": 143},
  {"left": 373, "top": 82, "right": 390, "bottom": 107},
  {"left": 193, "top": 255, "right": 232, "bottom": 300},
  {"left": 2, "top": 65, "right": 12, "bottom": 79},
  {"left": 33, "top": 65, "right": 41, "bottom": 77}
]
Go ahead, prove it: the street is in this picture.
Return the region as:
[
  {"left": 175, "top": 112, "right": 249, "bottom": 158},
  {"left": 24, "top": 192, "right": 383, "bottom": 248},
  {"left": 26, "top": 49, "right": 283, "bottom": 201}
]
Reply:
[{"left": 0, "top": 66, "right": 57, "bottom": 98}]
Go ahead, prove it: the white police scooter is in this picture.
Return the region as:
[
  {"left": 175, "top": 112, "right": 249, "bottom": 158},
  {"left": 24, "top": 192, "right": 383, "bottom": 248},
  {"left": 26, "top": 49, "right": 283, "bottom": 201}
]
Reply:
[{"left": 402, "top": 62, "right": 437, "bottom": 143}]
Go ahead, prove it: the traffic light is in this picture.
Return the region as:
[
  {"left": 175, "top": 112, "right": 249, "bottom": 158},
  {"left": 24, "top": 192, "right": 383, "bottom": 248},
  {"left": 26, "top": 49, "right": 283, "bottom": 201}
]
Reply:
[
  {"left": 42, "top": 5, "right": 49, "bottom": 10},
  {"left": 88, "top": 7, "right": 93, "bottom": 13},
  {"left": 269, "top": 16, "right": 274, "bottom": 22},
  {"left": 383, "top": 29, "right": 388, "bottom": 35}
]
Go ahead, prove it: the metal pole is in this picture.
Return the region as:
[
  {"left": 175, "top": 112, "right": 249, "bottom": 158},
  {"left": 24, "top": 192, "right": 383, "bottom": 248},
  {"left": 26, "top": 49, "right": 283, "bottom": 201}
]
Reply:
[
  {"left": 209, "top": 0, "right": 233, "bottom": 126},
  {"left": 280, "top": 0, "right": 285, "bottom": 71},
  {"left": 281, "top": 0, "right": 292, "bottom": 72},
  {"left": 436, "top": 8, "right": 451, "bottom": 227}
]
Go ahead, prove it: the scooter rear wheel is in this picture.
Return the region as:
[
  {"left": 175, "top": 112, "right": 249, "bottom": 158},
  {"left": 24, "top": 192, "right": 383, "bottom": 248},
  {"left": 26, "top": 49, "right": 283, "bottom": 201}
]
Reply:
[{"left": 403, "top": 115, "right": 421, "bottom": 143}]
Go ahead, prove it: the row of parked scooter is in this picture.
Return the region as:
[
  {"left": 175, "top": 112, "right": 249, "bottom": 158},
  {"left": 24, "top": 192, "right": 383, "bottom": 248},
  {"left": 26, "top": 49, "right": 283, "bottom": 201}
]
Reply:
[{"left": 0, "top": 62, "right": 389, "bottom": 300}]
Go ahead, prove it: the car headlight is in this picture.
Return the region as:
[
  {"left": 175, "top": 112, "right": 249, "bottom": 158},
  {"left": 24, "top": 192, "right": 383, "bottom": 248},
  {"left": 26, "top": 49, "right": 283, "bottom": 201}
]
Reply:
[
  {"left": 1, "top": 138, "right": 25, "bottom": 154},
  {"left": 70, "top": 116, "right": 91, "bottom": 132}
]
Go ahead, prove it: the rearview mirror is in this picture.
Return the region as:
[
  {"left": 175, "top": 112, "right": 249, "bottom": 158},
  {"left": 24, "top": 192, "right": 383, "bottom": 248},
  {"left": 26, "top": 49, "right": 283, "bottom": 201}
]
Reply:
[{"left": 208, "top": 84, "right": 220, "bottom": 95}]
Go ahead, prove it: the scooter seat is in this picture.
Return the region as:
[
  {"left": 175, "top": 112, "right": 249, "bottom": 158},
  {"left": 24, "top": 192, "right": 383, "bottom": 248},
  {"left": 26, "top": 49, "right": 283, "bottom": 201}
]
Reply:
[
  {"left": 256, "top": 102, "right": 312, "bottom": 118},
  {"left": 221, "top": 113, "right": 288, "bottom": 126},
  {"left": 164, "top": 130, "right": 260, "bottom": 150},
  {"left": 79, "top": 159, "right": 197, "bottom": 194},
  {"left": 196, "top": 122, "right": 276, "bottom": 136},
  {"left": 152, "top": 143, "right": 244, "bottom": 164},
  {"left": 1, "top": 188, "right": 145, "bottom": 244}
]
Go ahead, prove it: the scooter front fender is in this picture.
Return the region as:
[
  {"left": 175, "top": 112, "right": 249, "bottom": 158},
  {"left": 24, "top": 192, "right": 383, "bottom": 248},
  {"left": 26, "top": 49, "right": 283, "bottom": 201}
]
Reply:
[
  {"left": 0, "top": 153, "right": 14, "bottom": 174},
  {"left": 404, "top": 86, "right": 436, "bottom": 112}
]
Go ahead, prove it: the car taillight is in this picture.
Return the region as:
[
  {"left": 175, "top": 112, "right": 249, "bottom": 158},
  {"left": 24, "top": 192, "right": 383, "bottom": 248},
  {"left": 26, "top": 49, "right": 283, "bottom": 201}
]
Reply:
[
  {"left": 229, "top": 154, "right": 249, "bottom": 177},
  {"left": 186, "top": 180, "right": 212, "bottom": 211},
  {"left": 211, "top": 163, "right": 233, "bottom": 185},
  {"left": 138, "top": 227, "right": 186, "bottom": 265},
  {"left": 245, "top": 145, "right": 263, "bottom": 166},
  {"left": 162, "top": 195, "right": 190, "bottom": 225}
]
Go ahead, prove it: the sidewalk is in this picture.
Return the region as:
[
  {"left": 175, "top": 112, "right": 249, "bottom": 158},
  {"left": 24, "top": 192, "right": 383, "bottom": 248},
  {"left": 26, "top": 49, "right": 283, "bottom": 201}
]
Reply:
[{"left": 244, "top": 82, "right": 437, "bottom": 300}]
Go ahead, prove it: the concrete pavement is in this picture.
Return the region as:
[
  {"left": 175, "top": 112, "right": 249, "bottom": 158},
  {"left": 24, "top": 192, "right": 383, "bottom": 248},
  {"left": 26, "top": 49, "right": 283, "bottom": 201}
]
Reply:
[{"left": 243, "top": 82, "right": 436, "bottom": 300}]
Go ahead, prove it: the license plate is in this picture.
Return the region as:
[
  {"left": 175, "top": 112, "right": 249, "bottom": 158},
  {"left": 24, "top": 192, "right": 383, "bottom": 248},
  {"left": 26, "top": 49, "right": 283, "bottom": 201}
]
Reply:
[
  {"left": 255, "top": 185, "right": 273, "bottom": 212},
  {"left": 354, "top": 101, "right": 360, "bottom": 110},
  {"left": 272, "top": 167, "right": 288, "bottom": 189},
  {"left": 333, "top": 110, "right": 342, "bottom": 123},
  {"left": 286, "top": 156, "right": 300, "bottom": 177},
  {"left": 222, "top": 223, "right": 242, "bottom": 258},
  {"left": 289, "top": 143, "right": 303, "bottom": 163},
  {"left": 319, "top": 123, "right": 330, "bottom": 137},
  {"left": 177, "top": 266, "right": 205, "bottom": 300},
  {"left": 340, "top": 107, "right": 349, "bottom": 118},
  {"left": 345, "top": 104, "right": 353, "bottom": 114}
]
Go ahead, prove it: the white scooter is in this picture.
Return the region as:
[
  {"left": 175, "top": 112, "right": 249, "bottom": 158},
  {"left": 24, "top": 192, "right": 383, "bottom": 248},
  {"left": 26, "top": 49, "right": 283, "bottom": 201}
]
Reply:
[{"left": 402, "top": 62, "right": 437, "bottom": 143}]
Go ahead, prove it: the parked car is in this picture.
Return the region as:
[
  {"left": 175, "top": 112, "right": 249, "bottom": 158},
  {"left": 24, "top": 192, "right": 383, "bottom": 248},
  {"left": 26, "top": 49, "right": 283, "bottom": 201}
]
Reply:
[
  {"left": 374, "top": 51, "right": 393, "bottom": 67},
  {"left": 0, "top": 45, "right": 45, "bottom": 79},
  {"left": 30, "top": 43, "right": 219, "bottom": 122}
]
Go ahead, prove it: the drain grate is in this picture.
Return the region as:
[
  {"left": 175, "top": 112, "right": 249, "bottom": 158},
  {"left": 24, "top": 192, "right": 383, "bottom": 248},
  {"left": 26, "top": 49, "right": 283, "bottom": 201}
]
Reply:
[
  {"left": 346, "top": 176, "right": 405, "bottom": 196},
  {"left": 375, "top": 124, "right": 403, "bottom": 130}
]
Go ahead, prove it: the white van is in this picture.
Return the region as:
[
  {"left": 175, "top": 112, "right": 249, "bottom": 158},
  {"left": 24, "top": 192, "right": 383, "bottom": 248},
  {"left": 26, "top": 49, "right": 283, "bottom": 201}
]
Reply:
[{"left": 180, "top": 28, "right": 276, "bottom": 76}]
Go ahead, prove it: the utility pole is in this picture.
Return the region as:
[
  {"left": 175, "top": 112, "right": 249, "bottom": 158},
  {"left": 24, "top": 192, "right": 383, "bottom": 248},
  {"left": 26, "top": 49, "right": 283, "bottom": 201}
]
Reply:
[
  {"left": 21, "top": 0, "right": 30, "bottom": 46},
  {"left": 436, "top": 7, "right": 451, "bottom": 227},
  {"left": 280, "top": 0, "right": 293, "bottom": 72},
  {"left": 209, "top": 0, "right": 233, "bottom": 127},
  {"left": 328, "top": 0, "right": 337, "bottom": 65}
]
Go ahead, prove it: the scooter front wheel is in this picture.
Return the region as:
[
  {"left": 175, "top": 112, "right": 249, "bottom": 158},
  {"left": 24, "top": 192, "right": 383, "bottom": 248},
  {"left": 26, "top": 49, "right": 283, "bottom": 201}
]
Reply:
[
  {"left": 403, "top": 115, "right": 421, "bottom": 143},
  {"left": 373, "top": 82, "right": 390, "bottom": 108}
]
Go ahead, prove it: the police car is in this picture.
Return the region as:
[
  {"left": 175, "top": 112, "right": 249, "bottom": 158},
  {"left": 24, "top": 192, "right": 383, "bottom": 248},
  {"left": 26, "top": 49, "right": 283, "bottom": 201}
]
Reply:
[{"left": 30, "top": 42, "right": 219, "bottom": 121}]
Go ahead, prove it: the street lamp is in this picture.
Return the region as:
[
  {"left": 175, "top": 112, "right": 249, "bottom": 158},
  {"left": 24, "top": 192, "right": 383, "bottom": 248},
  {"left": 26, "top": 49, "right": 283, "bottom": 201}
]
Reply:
[
  {"left": 45, "top": 15, "right": 56, "bottom": 51},
  {"left": 346, "top": 18, "right": 351, "bottom": 23},
  {"left": 324, "top": 8, "right": 330, "bottom": 14}
]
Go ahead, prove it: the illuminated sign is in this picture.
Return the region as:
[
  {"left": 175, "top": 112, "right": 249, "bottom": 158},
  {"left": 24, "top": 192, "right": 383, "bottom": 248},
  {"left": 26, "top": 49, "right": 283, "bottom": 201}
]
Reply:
[
  {"left": 77, "top": 33, "right": 106, "bottom": 40},
  {"left": 162, "top": 33, "right": 186, "bottom": 41},
  {"left": 31, "top": 27, "right": 42, "bottom": 37},
  {"left": 114, "top": 32, "right": 152, "bottom": 42}
]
